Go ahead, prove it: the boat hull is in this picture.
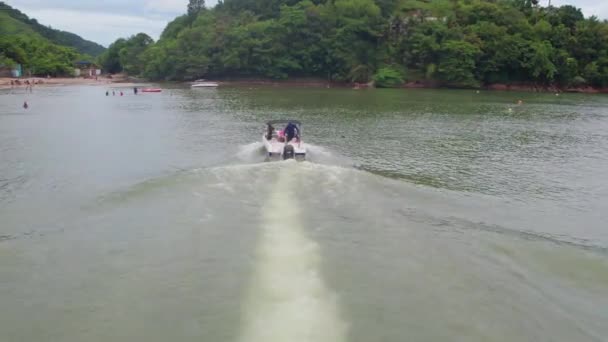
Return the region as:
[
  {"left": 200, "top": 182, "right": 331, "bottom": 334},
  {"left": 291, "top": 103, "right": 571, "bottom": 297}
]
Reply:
[
  {"left": 263, "top": 135, "right": 306, "bottom": 160},
  {"left": 192, "top": 83, "right": 219, "bottom": 88}
]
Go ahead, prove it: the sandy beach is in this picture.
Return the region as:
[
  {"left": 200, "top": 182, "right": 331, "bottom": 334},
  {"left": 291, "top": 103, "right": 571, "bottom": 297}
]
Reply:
[{"left": 0, "top": 75, "right": 151, "bottom": 90}]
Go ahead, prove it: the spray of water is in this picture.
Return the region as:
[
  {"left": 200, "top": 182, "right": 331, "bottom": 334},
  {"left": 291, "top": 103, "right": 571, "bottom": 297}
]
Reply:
[
  {"left": 236, "top": 142, "right": 266, "bottom": 163},
  {"left": 238, "top": 163, "right": 347, "bottom": 342},
  {"left": 235, "top": 140, "right": 352, "bottom": 167}
]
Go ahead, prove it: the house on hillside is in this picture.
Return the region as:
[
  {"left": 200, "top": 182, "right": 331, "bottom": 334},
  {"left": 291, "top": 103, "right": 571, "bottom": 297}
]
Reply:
[
  {"left": 74, "top": 61, "right": 101, "bottom": 77},
  {"left": 0, "top": 64, "right": 22, "bottom": 77}
]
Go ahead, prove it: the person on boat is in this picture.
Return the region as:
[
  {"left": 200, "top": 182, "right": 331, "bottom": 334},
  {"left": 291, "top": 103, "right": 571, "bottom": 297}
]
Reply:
[
  {"left": 266, "top": 124, "right": 274, "bottom": 140},
  {"left": 284, "top": 122, "right": 299, "bottom": 142}
]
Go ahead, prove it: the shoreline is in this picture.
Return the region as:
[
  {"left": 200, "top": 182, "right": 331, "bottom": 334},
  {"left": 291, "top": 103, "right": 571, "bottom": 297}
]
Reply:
[
  {"left": 0, "top": 75, "right": 151, "bottom": 90},
  {"left": 202, "top": 78, "right": 608, "bottom": 94},
  {"left": 3, "top": 76, "right": 608, "bottom": 94}
]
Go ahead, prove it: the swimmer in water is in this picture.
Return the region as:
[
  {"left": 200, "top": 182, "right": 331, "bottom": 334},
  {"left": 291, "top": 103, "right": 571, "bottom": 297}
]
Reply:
[{"left": 23, "top": 101, "right": 28, "bottom": 109}]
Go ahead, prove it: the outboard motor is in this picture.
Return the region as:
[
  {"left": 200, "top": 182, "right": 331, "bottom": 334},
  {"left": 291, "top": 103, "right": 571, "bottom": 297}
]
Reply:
[{"left": 283, "top": 144, "right": 295, "bottom": 160}]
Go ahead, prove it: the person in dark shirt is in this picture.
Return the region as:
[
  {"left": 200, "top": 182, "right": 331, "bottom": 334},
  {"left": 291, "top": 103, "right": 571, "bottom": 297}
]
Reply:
[{"left": 284, "top": 122, "right": 299, "bottom": 142}]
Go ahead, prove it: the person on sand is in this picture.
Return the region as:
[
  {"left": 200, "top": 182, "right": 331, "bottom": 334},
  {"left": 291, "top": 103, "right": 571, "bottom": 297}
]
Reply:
[{"left": 133, "top": 87, "right": 138, "bottom": 95}]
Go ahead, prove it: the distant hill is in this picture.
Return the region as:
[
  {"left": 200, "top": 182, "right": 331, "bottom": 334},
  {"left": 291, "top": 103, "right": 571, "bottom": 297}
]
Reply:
[{"left": 0, "top": 2, "right": 105, "bottom": 56}]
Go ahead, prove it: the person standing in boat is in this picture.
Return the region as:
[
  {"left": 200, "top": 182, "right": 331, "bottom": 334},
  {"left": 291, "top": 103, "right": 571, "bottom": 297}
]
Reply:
[
  {"left": 284, "top": 122, "right": 299, "bottom": 142},
  {"left": 266, "top": 124, "right": 274, "bottom": 140}
]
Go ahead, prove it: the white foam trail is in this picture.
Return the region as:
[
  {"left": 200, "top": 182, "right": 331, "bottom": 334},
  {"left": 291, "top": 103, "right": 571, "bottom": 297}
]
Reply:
[
  {"left": 238, "top": 164, "right": 347, "bottom": 342},
  {"left": 304, "top": 143, "right": 352, "bottom": 166},
  {"left": 236, "top": 142, "right": 265, "bottom": 163}
]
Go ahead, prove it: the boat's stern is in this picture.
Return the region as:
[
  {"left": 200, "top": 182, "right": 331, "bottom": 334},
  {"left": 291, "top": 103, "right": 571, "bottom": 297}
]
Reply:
[
  {"left": 263, "top": 136, "right": 306, "bottom": 160},
  {"left": 291, "top": 143, "right": 306, "bottom": 160}
]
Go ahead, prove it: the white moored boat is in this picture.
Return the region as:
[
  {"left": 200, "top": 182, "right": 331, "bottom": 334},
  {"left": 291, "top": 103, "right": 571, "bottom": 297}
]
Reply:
[
  {"left": 263, "top": 120, "right": 306, "bottom": 160},
  {"left": 191, "top": 79, "right": 219, "bottom": 87}
]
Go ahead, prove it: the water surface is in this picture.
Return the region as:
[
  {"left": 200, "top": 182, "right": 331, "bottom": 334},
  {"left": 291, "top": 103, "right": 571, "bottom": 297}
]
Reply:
[{"left": 1, "top": 85, "right": 607, "bottom": 341}]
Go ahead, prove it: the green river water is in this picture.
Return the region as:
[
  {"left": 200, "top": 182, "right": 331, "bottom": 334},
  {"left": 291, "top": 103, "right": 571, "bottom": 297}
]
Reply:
[{"left": 1, "top": 85, "right": 607, "bottom": 341}]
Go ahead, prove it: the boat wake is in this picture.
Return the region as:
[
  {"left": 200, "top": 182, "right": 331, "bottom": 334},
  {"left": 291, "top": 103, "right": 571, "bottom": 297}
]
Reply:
[
  {"left": 90, "top": 147, "right": 608, "bottom": 255},
  {"left": 235, "top": 141, "right": 352, "bottom": 166},
  {"left": 235, "top": 142, "right": 267, "bottom": 163},
  {"left": 237, "top": 164, "right": 347, "bottom": 342}
]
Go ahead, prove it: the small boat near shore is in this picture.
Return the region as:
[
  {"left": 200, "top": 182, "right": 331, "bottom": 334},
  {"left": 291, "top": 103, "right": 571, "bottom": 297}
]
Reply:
[
  {"left": 191, "top": 79, "right": 219, "bottom": 88},
  {"left": 141, "top": 88, "right": 162, "bottom": 93}
]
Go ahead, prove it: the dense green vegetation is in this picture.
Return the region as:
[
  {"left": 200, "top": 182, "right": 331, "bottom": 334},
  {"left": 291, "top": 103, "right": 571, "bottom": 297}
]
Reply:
[
  {"left": 98, "top": 33, "right": 155, "bottom": 75},
  {"left": 0, "top": 33, "right": 82, "bottom": 76},
  {"left": 0, "top": 2, "right": 102, "bottom": 76},
  {"left": 108, "top": 0, "right": 608, "bottom": 88},
  {"left": 0, "top": 2, "right": 105, "bottom": 56}
]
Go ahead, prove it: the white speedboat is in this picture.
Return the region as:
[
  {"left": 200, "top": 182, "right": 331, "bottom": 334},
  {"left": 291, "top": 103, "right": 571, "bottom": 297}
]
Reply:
[
  {"left": 263, "top": 120, "right": 306, "bottom": 160},
  {"left": 191, "top": 79, "right": 219, "bottom": 87}
]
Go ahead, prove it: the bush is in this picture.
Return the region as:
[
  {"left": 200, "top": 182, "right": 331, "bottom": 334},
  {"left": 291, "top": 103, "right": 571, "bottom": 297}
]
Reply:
[
  {"left": 0, "top": 53, "right": 17, "bottom": 68},
  {"left": 570, "top": 75, "right": 587, "bottom": 87},
  {"left": 373, "top": 67, "right": 404, "bottom": 88}
]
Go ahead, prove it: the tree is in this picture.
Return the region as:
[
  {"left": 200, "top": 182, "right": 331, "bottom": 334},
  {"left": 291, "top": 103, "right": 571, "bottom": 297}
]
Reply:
[
  {"left": 0, "top": 34, "right": 80, "bottom": 76},
  {"left": 188, "top": 0, "right": 206, "bottom": 17},
  {"left": 523, "top": 40, "right": 556, "bottom": 83},
  {"left": 98, "top": 38, "right": 127, "bottom": 73},
  {"left": 0, "top": 36, "right": 28, "bottom": 65},
  {"left": 0, "top": 53, "right": 17, "bottom": 68},
  {"left": 373, "top": 67, "right": 404, "bottom": 87},
  {"left": 119, "top": 33, "right": 154, "bottom": 75},
  {"left": 437, "top": 40, "right": 480, "bottom": 87},
  {"left": 105, "top": 0, "right": 608, "bottom": 89}
]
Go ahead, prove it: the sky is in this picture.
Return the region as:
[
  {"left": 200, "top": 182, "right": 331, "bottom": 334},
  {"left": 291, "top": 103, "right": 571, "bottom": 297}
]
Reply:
[{"left": 3, "top": 0, "right": 608, "bottom": 47}]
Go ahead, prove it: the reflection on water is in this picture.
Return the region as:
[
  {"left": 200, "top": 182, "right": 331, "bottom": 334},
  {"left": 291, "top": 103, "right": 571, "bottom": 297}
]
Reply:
[{"left": 1, "top": 86, "right": 607, "bottom": 341}]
